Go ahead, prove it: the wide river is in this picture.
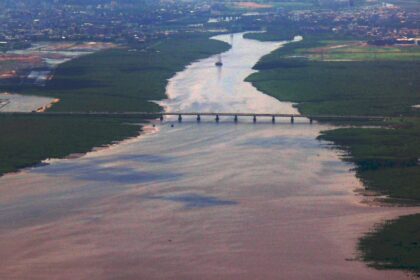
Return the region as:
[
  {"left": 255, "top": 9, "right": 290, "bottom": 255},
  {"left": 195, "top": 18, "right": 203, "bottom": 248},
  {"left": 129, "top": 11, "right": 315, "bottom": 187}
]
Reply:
[{"left": 0, "top": 33, "right": 417, "bottom": 279}]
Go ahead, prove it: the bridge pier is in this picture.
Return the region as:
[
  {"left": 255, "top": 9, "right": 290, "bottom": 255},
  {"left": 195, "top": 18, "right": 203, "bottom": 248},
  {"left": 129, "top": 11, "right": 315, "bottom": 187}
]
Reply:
[
  {"left": 197, "top": 114, "right": 201, "bottom": 122},
  {"left": 215, "top": 114, "right": 219, "bottom": 122},
  {"left": 178, "top": 114, "right": 182, "bottom": 122},
  {"left": 253, "top": 115, "right": 257, "bottom": 123},
  {"left": 160, "top": 115, "right": 164, "bottom": 122},
  {"left": 291, "top": 116, "right": 294, "bottom": 124},
  {"left": 234, "top": 115, "right": 238, "bottom": 122},
  {"left": 272, "top": 115, "right": 275, "bottom": 123}
]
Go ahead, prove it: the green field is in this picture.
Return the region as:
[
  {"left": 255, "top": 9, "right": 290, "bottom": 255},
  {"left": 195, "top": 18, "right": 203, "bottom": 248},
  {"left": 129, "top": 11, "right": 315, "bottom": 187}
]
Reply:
[
  {"left": 0, "top": 36, "right": 230, "bottom": 176},
  {"left": 297, "top": 41, "right": 420, "bottom": 61},
  {"left": 246, "top": 33, "right": 420, "bottom": 273}
]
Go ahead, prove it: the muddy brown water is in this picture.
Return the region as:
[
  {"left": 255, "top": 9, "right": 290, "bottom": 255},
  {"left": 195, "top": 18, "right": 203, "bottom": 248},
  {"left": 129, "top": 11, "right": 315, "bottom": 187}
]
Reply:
[{"left": 0, "top": 33, "right": 418, "bottom": 279}]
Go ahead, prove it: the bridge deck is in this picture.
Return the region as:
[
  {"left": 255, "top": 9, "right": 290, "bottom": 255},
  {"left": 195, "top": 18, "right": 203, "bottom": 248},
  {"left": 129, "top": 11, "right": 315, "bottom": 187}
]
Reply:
[{"left": 0, "top": 111, "right": 388, "bottom": 121}]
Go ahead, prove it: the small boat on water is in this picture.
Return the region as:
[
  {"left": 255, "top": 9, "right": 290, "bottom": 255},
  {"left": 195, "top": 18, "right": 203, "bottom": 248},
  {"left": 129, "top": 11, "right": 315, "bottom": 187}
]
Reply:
[{"left": 215, "top": 54, "right": 223, "bottom": 67}]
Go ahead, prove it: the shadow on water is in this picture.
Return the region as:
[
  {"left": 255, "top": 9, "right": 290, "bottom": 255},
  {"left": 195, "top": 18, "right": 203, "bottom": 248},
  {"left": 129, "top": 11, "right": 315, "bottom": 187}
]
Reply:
[
  {"left": 1, "top": 154, "right": 184, "bottom": 229},
  {"left": 239, "top": 136, "right": 320, "bottom": 149},
  {"left": 91, "top": 154, "right": 176, "bottom": 164},
  {"left": 144, "top": 193, "right": 237, "bottom": 208},
  {"left": 31, "top": 154, "right": 181, "bottom": 184},
  {"left": 0, "top": 193, "right": 99, "bottom": 229},
  {"left": 36, "top": 164, "right": 182, "bottom": 184}
]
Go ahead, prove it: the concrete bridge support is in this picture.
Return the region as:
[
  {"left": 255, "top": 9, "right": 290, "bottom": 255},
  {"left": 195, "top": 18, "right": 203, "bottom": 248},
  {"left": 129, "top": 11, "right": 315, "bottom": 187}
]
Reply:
[
  {"left": 272, "top": 115, "right": 275, "bottom": 123},
  {"left": 253, "top": 115, "right": 257, "bottom": 123},
  {"left": 197, "top": 114, "right": 201, "bottom": 122},
  {"left": 234, "top": 115, "right": 238, "bottom": 122},
  {"left": 291, "top": 116, "right": 294, "bottom": 124},
  {"left": 215, "top": 114, "right": 220, "bottom": 122},
  {"left": 178, "top": 114, "right": 182, "bottom": 122}
]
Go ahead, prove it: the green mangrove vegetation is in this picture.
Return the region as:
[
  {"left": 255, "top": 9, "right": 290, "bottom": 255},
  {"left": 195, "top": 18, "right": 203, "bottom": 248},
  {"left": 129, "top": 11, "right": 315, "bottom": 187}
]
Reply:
[
  {"left": 0, "top": 35, "right": 230, "bottom": 176},
  {"left": 359, "top": 214, "right": 420, "bottom": 275},
  {"left": 250, "top": 59, "right": 419, "bottom": 117},
  {"left": 0, "top": 115, "right": 141, "bottom": 175},
  {"left": 320, "top": 119, "right": 420, "bottom": 202}
]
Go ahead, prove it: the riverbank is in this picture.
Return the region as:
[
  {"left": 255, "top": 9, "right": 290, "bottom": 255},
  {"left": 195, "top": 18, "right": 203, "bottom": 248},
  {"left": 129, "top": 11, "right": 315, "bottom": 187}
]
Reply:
[
  {"left": 245, "top": 33, "right": 420, "bottom": 274},
  {"left": 0, "top": 35, "right": 230, "bottom": 176}
]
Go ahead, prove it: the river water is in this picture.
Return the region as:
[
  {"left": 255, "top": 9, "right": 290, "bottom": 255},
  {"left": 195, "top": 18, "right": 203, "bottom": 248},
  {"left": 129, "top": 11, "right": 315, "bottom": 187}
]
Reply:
[{"left": 0, "top": 33, "right": 417, "bottom": 279}]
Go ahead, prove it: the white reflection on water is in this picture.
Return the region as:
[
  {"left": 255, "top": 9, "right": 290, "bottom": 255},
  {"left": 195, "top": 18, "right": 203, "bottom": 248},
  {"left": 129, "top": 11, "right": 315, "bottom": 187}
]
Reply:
[
  {"left": 0, "top": 34, "right": 417, "bottom": 280},
  {"left": 158, "top": 33, "right": 299, "bottom": 114}
]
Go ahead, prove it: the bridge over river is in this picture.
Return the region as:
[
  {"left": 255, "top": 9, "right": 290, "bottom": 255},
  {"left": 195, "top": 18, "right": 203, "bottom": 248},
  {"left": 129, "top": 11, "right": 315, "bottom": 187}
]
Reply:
[{"left": 0, "top": 111, "right": 388, "bottom": 123}]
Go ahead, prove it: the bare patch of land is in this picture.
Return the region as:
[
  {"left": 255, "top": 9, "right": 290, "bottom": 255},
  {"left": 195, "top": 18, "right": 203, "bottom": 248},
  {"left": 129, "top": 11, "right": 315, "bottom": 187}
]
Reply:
[
  {"left": 293, "top": 40, "right": 420, "bottom": 61},
  {"left": 235, "top": 1, "right": 273, "bottom": 9}
]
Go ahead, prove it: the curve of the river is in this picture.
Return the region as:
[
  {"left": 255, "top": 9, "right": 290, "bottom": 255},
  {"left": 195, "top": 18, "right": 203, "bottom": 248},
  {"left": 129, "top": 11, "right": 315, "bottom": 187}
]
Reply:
[{"left": 0, "top": 33, "right": 417, "bottom": 279}]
